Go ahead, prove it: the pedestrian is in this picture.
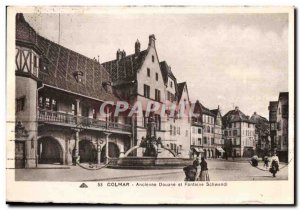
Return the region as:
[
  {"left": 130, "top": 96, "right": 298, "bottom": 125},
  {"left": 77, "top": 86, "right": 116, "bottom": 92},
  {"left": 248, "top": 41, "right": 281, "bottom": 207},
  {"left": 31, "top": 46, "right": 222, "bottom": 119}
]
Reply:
[
  {"left": 183, "top": 160, "right": 198, "bottom": 181},
  {"left": 270, "top": 152, "right": 279, "bottom": 171},
  {"left": 199, "top": 157, "right": 210, "bottom": 181},
  {"left": 263, "top": 155, "right": 269, "bottom": 168}
]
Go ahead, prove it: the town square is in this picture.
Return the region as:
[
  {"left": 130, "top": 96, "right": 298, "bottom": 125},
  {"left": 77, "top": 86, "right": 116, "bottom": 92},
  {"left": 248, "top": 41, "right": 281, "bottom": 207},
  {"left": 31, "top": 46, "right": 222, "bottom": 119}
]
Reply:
[{"left": 12, "top": 10, "right": 290, "bottom": 182}]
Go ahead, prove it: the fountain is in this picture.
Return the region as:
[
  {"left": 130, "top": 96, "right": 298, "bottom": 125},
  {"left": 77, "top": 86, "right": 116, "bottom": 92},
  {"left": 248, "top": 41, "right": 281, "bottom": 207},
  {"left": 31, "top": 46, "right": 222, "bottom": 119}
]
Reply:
[{"left": 108, "top": 113, "right": 193, "bottom": 169}]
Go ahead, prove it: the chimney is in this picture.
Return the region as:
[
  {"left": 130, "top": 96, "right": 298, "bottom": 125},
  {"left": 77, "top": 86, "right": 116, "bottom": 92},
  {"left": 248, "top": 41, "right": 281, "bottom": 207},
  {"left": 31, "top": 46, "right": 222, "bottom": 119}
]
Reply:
[
  {"left": 254, "top": 112, "right": 257, "bottom": 115},
  {"left": 148, "top": 34, "right": 156, "bottom": 47},
  {"left": 235, "top": 106, "right": 239, "bottom": 111},
  {"left": 135, "top": 39, "right": 140, "bottom": 55},
  {"left": 121, "top": 50, "right": 126, "bottom": 58},
  {"left": 116, "top": 49, "right": 121, "bottom": 61}
]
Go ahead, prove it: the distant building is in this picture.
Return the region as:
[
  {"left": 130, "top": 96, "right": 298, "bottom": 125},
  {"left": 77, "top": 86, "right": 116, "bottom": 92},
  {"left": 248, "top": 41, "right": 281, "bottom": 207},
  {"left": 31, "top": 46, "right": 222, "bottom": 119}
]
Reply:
[
  {"left": 200, "top": 103, "right": 218, "bottom": 158},
  {"left": 276, "top": 92, "right": 289, "bottom": 162},
  {"left": 190, "top": 100, "right": 204, "bottom": 158},
  {"left": 210, "top": 107, "right": 225, "bottom": 158},
  {"left": 222, "top": 107, "right": 256, "bottom": 157},
  {"left": 268, "top": 101, "right": 278, "bottom": 151},
  {"left": 250, "top": 112, "right": 270, "bottom": 157}
]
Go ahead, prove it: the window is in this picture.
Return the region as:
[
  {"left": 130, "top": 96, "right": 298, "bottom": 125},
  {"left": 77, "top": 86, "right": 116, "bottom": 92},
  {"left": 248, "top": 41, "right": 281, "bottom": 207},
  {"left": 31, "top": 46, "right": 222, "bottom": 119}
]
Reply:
[
  {"left": 152, "top": 55, "right": 155, "bottom": 62},
  {"left": 204, "top": 137, "right": 207, "bottom": 144},
  {"left": 71, "top": 103, "right": 77, "bottom": 115},
  {"left": 52, "top": 99, "right": 58, "bottom": 111},
  {"left": 167, "top": 91, "right": 175, "bottom": 102},
  {"left": 212, "top": 127, "right": 214, "bottom": 133},
  {"left": 229, "top": 130, "right": 232, "bottom": 136},
  {"left": 170, "top": 125, "right": 172, "bottom": 135},
  {"left": 211, "top": 138, "right": 214, "bottom": 145},
  {"left": 170, "top": 81, "right": 173, "bottom": 88},
  {"left": 233, "top": 130, "right": 237, "bottom": 136},
  {"left": 16, "top": 97, "right": 25, "bottom": 112},
  {"left": 38, "top": 96, "right": 44, "bottom": 108},
  {"left": 147, "top": 68, "right": 150, "bottom": 77},
  {"left": 92, "top": 108, "right": 97, "bottom": 119},
  {"left": 33, "top": 55, "right": 37, "bottom": 68},
  {"left": 144, "top": 84, "right": 150, "bottom": 98},
  {"left": 234, "top": 122, "right": 236, "bottom": 128},
  {"left": 155, "top": 89, "right": 161, "bottom": 102},
  {"left": 156, "top": 73, "right": 158, "bottom": 81},
  {"left": 173, "top": 126, "right": 176, "bottom": 136},
  {"left": 207, "top": 126, "right": 210, "bottom": 133},
  {"left": 198, "top": 138, "right": 202, "bottom": 145},
  {"left": 224, "top": 130, "right": 228, "bottom": 136},
  {"left": 229, "top": 123, "right": 232, "bottom": 128},
  {"left": 45, "top": 98, "right": 51, "bottom": 110},
  {"left": 198, "top": 128, "right": 201, "bottom": 134},
  {"left": 154, "top": 114, "right": 161, "bottom": 130}
]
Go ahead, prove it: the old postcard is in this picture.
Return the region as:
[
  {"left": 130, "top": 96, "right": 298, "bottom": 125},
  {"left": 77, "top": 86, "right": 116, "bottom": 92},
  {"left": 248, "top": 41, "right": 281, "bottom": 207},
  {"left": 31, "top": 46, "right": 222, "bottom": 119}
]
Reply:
[{"left": 6, "top": 6, "right": 295, "bottom": 204}]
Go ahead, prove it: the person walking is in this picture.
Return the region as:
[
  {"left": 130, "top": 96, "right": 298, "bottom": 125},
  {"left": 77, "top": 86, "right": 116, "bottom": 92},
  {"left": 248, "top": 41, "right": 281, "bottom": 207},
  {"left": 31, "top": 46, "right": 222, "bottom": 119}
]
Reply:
[
  {"left": 199, "top": 157, "right": 210, "bottom": 181},
  {"left": 263, "top": 155, "right": 269, "bottom": 169}
]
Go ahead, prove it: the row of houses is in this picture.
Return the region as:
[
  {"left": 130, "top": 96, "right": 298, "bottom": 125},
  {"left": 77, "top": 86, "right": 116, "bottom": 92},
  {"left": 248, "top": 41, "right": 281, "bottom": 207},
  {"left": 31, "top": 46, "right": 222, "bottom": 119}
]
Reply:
[
  {"left": 269, "top": 92, "right": 289, "bottom": 162},
  {"left": 14, "top": 14, "right": 288, "bottom": 168}
]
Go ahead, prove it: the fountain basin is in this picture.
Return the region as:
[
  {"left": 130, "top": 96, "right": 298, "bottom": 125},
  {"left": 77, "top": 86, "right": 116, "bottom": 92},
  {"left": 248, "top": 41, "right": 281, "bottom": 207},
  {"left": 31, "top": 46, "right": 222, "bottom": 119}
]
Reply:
[{"left": 107, "top": 157, "right": 193, "bottom": 169}]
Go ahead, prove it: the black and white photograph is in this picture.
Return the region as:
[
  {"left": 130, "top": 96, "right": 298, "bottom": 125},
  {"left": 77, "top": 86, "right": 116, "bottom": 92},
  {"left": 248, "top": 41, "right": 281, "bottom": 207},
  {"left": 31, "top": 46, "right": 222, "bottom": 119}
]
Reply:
[{"left": 6, "top": 6, "right": 295, "bottom": 204}]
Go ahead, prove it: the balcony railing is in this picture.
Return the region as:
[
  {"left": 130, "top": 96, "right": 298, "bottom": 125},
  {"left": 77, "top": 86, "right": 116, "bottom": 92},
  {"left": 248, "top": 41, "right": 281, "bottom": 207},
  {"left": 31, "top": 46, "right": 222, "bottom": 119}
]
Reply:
[{"left": 38, "top": 108, "right": 132, "bottom": 133}]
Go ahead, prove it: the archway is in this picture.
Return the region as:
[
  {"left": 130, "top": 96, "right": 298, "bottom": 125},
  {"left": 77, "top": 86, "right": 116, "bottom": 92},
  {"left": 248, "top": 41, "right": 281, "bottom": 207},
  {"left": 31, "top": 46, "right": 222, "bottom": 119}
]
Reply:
[
  {"left": 38, "top": 137, "right": 63, "bottom": 164},
  {"left": 101, "top": 142, "right": 120, "bottom": 162},
  {"left": 78, "top": 140, "right": 97, "bottom": 163}
]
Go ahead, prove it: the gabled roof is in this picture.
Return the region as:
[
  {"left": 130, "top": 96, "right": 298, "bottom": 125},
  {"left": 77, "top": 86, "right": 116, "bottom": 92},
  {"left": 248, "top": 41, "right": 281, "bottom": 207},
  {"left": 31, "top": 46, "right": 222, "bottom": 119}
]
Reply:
[
  {"left": 193, "top": 100, "right": 215, "bottom": 117},
  {"left": 222, "top": 107, "right": 255, "bottom": 128},
  {"left": 250, "top": 112, "right": 270, "bottom": 136},
  {"left": 102, "top": 50, "right": 148, "bottom": 83},
  {"left": 177, "top": 82, "right": 186, "bottom": 102},
  {"left": 159, "top": 61, "right": 177, "bottom": 83},
  {"left": 279, "top": 92, "right": 289, "bottom": 100},
  {"left": 16, "top": 13, "right": 118, "bottom": 102},
  {"left": 210, "top": 108, "right": 222, "bottom": 119}
]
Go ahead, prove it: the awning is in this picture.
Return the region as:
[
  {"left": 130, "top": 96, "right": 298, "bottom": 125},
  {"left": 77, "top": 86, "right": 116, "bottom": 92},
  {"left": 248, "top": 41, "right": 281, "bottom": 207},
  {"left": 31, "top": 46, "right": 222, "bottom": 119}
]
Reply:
[
  {"left": 216, "top": 147, "right": 225, "bottom": 153},
  {"left": 192, "top": 148, "right": 204, "bottom": 153}
]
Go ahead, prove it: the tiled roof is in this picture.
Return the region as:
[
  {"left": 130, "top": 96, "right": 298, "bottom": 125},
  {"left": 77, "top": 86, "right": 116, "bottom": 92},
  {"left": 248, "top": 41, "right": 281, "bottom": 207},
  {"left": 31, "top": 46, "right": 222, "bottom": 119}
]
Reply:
[
  {"left": 210, "top": 108, "right": 221, "bottom": 120},
  {"left": 177, "top": 82, "right": 189, "bottom": 103},
  {"left": 250, "top": 113, "right": 269, "bottom": 136},
  {"left": 279, "top": 92, "right": 289, "bottom": 100},
  {"left": 159, "top": 61, "right": 177, "bottom": 84},
  {"left": 222, "top": 108, "right": 254, "bottom": 127},
  {"left": 16, "top": 13, "right": 118, "bottom": 102},
  {"left": 194, "top": 100, "right": 215, "bottom": 117},
  {"left": 102, "top": 50, "right": 148, "bottom": 83}
]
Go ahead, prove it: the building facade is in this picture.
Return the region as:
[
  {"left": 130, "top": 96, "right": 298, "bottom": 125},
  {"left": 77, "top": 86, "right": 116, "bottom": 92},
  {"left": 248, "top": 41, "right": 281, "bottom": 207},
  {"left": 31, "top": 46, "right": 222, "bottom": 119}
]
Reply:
[
  {"left": 102, "top": 35, "right": 192, "bottom": 158},
  {"left": 15, "top": 14, "right": 133, "bottom": 168},
  {"left": 190, "top": 100, "right": 204, "bottom": 158},
  {"left": 222, "top": 107, "right": 256, "bottom": 157},
  {"left": 211, "top": 107, "right": 225, "bottom": 158},
  {"left": 275, "top": 92, "right": 289, "bottom": 162},
  {"left": 250, "top": 112, "right": 270, "bottom": 157},
  {"left": 268, "top": 101, "right": 278, "bottom": 151}
]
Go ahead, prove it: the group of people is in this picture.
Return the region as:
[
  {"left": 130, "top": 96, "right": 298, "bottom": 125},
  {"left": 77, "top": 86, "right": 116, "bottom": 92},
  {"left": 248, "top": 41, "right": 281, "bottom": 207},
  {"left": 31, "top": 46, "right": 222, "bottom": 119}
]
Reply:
[
  {"left": 183, "top": 157, "right": 210, "bottom": 181},
  {"left": 251, "top": 152, "right": 280, "bottom": 177}
]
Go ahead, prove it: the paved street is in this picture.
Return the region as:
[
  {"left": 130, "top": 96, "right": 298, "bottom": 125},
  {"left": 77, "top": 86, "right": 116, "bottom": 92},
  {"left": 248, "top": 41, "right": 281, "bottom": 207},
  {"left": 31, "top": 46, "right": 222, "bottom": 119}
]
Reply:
[{"left": 15, "top": 160, "right": 288, "bottom": 182}]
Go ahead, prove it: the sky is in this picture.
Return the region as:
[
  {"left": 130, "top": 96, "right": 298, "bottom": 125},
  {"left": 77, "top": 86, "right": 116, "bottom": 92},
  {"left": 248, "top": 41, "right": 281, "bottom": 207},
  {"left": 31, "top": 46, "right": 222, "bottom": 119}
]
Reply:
[{"left": 24, "top": 12, "right": 289, "bottom": 119}]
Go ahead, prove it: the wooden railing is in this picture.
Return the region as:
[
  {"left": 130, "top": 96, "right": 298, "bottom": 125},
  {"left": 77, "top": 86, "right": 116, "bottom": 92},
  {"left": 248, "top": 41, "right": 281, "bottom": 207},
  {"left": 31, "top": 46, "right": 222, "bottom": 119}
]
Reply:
[{"left": 38, "top": 108, "right": 132, "bottom": 132}]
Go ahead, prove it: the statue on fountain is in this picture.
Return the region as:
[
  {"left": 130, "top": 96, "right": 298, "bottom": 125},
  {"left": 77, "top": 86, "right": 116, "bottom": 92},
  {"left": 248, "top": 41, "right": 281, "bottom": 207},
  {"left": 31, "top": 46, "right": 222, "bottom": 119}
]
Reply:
[{"left": 140, "top": 112, "right": 162, "bottom": 157}]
